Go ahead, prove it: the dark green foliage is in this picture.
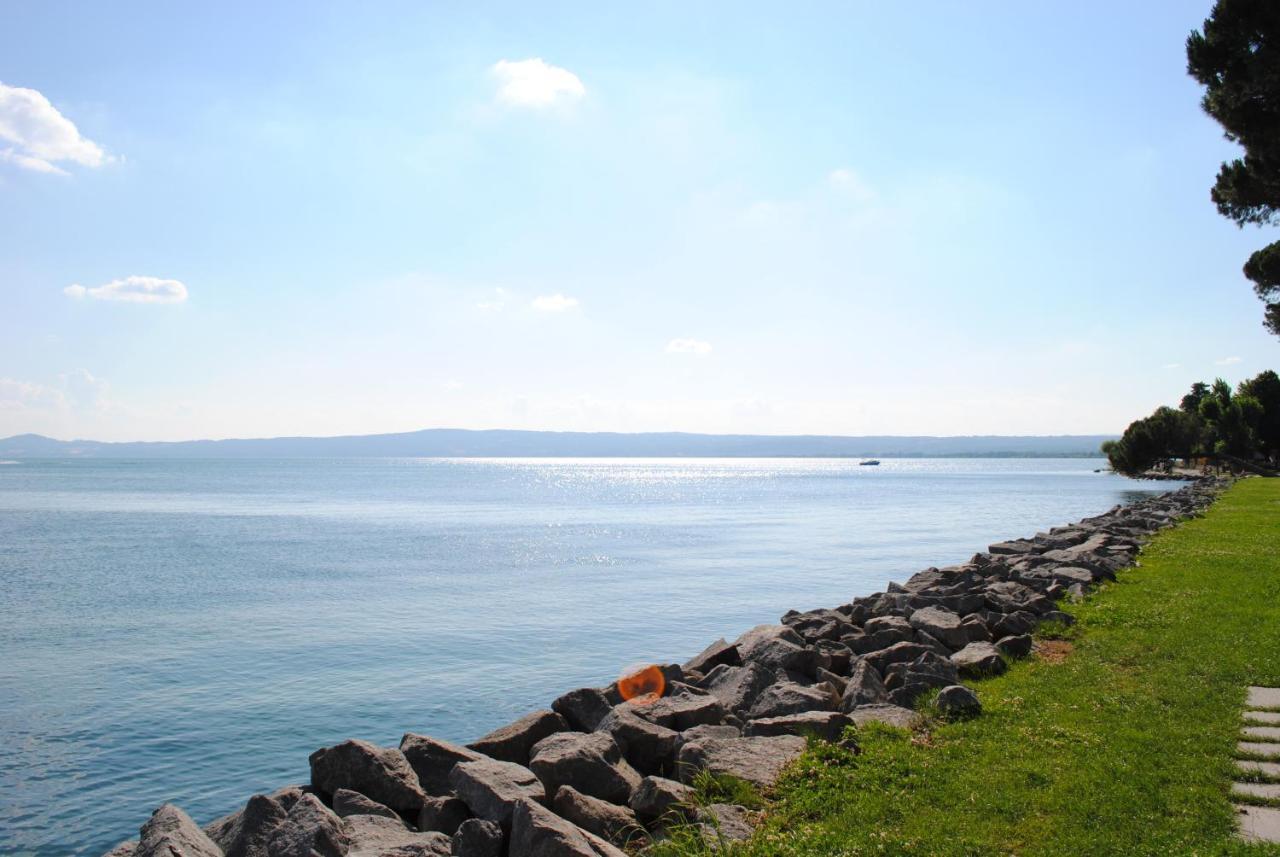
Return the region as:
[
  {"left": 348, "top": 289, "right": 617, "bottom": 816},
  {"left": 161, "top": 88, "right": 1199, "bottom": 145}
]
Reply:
[
  {"left": 1187, "top": 1, "right": 1280, "bottom": 334},
  {"left": 1104, "top": 372, "right": 1279, "bottom": 473}
]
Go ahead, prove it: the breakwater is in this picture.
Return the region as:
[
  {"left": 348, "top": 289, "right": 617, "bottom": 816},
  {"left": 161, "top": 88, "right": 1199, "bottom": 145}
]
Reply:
[{"left": 100, "top": 478, "right": 1223, "bottom": 857}]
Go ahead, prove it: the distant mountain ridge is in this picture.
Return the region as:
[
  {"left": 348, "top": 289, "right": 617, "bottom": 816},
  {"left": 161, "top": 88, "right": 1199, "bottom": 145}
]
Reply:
[{"left": 0, "top": 429, "right": 1114, "bottom": 459}]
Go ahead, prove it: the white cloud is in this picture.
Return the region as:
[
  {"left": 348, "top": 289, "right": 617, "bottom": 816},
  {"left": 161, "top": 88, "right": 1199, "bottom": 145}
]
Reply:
[
  {"left": 828, "top": 167, "right": 875, "bottom": 201},
  {"left": 477, "top": 288, "right": 508, "bottom": 312},
  {"left": 666, "top": 338, "right": 713, "bottom": 355},
  {"left": 531, "top": 293, "right": 579, "bottom": 312},
  {"left": 443, "top": 379, "right": 465, "bottom": 391},
  {"left": 1216, "top": 356, "right": 1242, "bottom": 366},
  {"left": 1162, "top": 363, "right": 1181, "bottom": 370},
  {"left": 0, "top": 82, "right": 110, "bottom": 175},
  {"left": 64, "top": 276, "right": 188, "bottom": 304},
  {"left": 492, "top": 59, "right": 585, "bottom": 107}
]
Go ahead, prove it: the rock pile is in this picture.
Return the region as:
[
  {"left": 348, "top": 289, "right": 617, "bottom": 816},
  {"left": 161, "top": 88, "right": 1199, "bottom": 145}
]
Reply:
[{"left": 100, "top": 479, "right": 1223, "bottom": 857}]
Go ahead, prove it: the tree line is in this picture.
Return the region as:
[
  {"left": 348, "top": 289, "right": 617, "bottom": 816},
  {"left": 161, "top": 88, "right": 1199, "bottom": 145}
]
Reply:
[{"left": 1102, "top": 370, "right": 1280, "bottom": 475}]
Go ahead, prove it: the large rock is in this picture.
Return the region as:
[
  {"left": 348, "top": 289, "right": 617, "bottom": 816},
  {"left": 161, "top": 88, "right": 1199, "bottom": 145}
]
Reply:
[
  {"left": 950, "top": 642, "right": 1007, "bottom": 678},
  {"left": 744, "top": 711, "right": 851, "bottom": 742},
  {"left": 400, "top": 734, "right": 488, "bottom": 796},
  {"left": 846, "top": 704, "right": 919, "bottom": 730},
  {"left": 684, "top": 638, "right": 741, "bottom": 673},
  {"left": 629, "top": 690, "right": 726, "bottom": 731},
  {"left": 593, "top": 706, "right": 680, "bottom": 776},
  {"left": 696, "top": 804, "right": 753, "bottom": 843},
  {"left": 697, "top": 663, "right": 772, "bottom": 715},
  {"left": 205, "top": 792, "right": 291, "bottom": 857},
  {"left": 746, "top": 680, "right": 836, "bottom": 719},
  {"left": 136, "top": 804, "right": 222, "bottom": 857},
  {"left": 345, "top": 814, "right": 451, "bottom": 857},
  {"left": 675, "top": 734, "right": 806, "bottom": 789},
  {"left": 552, "top": 688, "right": 614, "bottom": 732},
  {"left": 450, "top": 819, "right": 503, "bottom": 857},
  {"left": 101, "top": 841, "right": 136, "bottom": 857},
  {"left": 528, "top": 731, "right": 640, "bottom": 805},
  {"left": 995, "top": 634, "right": 1033, "bottom": 659},
  {"left": 468, "top": 710, "right": 569, "bottom": 765},
  {"left": 629, "top": 776, "right": 695, "bottom": 824},
  {"left": 935, "top": 685, "right": 982, "bottom": 717},
  {"left": 862, "top": 642, "right": 930, "bottom": 674},
  {"left": 884, "top": 652, "right": 959, "bottom": 708},
  {"left": 733, "top": 625, "right": 817, "bottom": 677},
  {"left": 552, "top": 785, "right": 643, "bottom": 845},
  {"left": 908, "top": 607, "right": 968, "bottom": 650},
  {"left": 310, "top": 740, "right": 427, "bottom": 814},
  {"left": 267, "top": 794, "right": 352, "bottom": 857},
  {"left": 509, "top": 799, "right": 627, "bottom": 857},
  {"left": 840, "top": 661, "right": 889, "bottom": 711},
  {"left": 333, "top": 789, "right": 400, "bottom": 821},
  {"left": 418, "top": 795, "right": 472, "bottom": 837},
  {"left": 448, "top": 757, "right": 545, "bottom": 832}
]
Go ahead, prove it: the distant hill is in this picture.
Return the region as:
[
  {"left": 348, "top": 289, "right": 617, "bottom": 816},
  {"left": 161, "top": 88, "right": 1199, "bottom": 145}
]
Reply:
[{"left": 0, "top": 429, "right": 1114, "bottom": 459}]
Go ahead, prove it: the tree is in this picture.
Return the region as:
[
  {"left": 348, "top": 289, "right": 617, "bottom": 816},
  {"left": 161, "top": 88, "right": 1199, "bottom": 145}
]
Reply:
[
  {"left": 1238, "top": 369, "right": 1280, "bottom": 453},
  {"left": 1187, "top": 1, "right": 1280, "bottom": 335}
]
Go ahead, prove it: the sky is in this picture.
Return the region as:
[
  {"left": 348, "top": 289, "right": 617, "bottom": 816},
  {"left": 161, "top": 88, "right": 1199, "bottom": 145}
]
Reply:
[{"left": 1, "top": 1, "right": 1277, "bottom": 442}]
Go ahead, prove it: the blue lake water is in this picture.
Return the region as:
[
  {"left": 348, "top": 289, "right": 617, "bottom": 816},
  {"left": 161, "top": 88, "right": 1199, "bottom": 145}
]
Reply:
[{"left": 0, "top": 457, "right": 1173, "bottom": 855}]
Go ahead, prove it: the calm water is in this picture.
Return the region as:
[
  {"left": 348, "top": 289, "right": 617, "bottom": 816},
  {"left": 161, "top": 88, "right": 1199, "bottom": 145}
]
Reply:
[{"left": 0, "top": 457, "right": 1172, "bottom": 856}]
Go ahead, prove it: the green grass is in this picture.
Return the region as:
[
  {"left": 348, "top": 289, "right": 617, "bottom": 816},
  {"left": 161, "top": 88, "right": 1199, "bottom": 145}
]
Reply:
[{"left": 655, "top": 478, "right": 1280, "bottom": 856}]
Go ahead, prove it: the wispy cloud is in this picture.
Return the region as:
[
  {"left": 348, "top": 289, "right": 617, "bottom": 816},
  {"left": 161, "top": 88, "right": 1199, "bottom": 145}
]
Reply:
[
  {"left": 0, "top": 81, "right": 111, "bottom": 175},
  {"left": 1215, "top": 356, "right": 1242, "bottom": 366},
  {"left": 476, "top": 288, "right": 507, "bottom": 312},
  {"left": 1162, "top": 363, "right": 1181, "bottom": 370},
  {"left": 65, "top": 276, "right": 188, "bottom": 304},
  {"left": 666, "top": 338, "right": 713, "bottom": 355},
  {"left": 492, "top": 59, "right": 585, "bottom": 108},
  {"left": 531, "top": 293, "right": 579, "bottom": 312},
  {"left": 828, "top": 167, "right": 875, "bottom": 201}
]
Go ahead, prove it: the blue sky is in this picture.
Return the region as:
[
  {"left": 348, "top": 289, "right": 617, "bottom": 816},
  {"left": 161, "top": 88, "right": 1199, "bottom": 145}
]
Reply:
[{"left": 1, "top": 1, "right": 1275, "bottom": 441}]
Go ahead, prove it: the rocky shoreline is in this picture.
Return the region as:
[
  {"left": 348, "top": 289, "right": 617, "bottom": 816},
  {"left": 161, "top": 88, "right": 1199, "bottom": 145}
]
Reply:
[{"left": 101, "top": 478, "right": 1225, "bottom": 857}]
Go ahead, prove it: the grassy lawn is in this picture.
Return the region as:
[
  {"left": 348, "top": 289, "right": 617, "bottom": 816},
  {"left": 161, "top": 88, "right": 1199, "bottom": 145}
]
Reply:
[{"left": 682, "top": 478, "right": 1280, "bottom": 856}]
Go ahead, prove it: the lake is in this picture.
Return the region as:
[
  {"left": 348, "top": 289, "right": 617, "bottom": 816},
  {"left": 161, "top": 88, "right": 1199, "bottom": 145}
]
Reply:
[{"left": 0, "top": 457, "right": 1173, "bottom": 855}]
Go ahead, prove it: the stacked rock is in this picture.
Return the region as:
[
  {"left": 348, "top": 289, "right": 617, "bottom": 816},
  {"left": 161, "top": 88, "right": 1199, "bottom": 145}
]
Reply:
[{"left": 100, "top": 478, "right": 1225, "bottom": 857}]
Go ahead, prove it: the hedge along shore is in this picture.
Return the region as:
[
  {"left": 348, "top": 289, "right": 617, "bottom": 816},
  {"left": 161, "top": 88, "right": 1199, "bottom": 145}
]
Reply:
[{"left": 101, "top": 479, "right": 1226, "bottom": 857}]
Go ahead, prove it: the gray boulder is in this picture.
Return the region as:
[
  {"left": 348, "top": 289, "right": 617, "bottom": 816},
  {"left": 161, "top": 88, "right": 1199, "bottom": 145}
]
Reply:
[
  {"left": 746, "top": 680, "right": 836, "bottom": 719},
  {"left": 333, "top": 789, "right": 400, "bottom": 821},
  {"left": 684, "top": 638, "right": 741, "bottom": 673},
  {"left": 629, "top": 691, "right": 726, "bottom": 731},
  {"left": 935, "top": 685, "right": 982, "bottom": 717},
  {"left": 840, "top": 661, "right": 889, "bottom": 711},
  {"left": 136, "top": 804, "right": 222, "bottom": 857},
  {"left": 267, "top": 794, "right": 351, "bottom": 857},
  {"left": 509, "top": 799, "right": 627, "bottom": 857},
  {"left": 552, "top": 785, "right": 643, "bottom": 845},
  {"left": 733, "top": 625, "right": 817, "bottom": 677},
  {"left": 675, "top": 734, "right": 806, "bottom": 789},
  {"left": 908, "top": 607, "right": 969, "bottom": 649},
  {"left": 345, "top": 814, "right": 451, "bottom": 857},
  {"left": 400, "top": 733, "right": 488, "bottom": 796},
  {"left": 846, "top": 703, "right": 919, "bottom": 730},
  {"left": 697, "top": 663, "right": 772, "bottom": 714},
  {"left": 450, "top": 819, "right": 503, "bottom": 857},
  {"left": 418, "top": 795, "right": 472, "bottom": 837},
  {"left": 528, "top": 731, "right": 640, "bottom": 805},
  {"left": 884, "top": 652, "right": 959, "bottom": 708},
  {"left": 205, "top": 792, "right": 291, "bottom": 857},
  {"left": 100, "top": 841, "right": 136, "bottom": 857},
  {"left": 628, "top": 776, "right": 695, "bottom": 824},
  {"left": 448, "top": 757, "right": 545, "bottom": 833},
  {"left": 949, "top": 642, "right": 1007, "bottom": 678},
  {"left": 862, "top": 642, "right": 930, "bottom": 674},
  {"left": 552, "top": 688, "right": 615, "bottom": 732},
  {"left": 593, "top": 705, "right": 680, "bottom": 776},
  {"left": 696, "top": 803, "right": 753, "bottom": 843},
  {"left": 995, "top": 634, "right": 1033, "bottom": 659},
  {"left": 744, "top": 711, "right": 851, "bottom": 742},
  {"left": 309, "top": 739, "right": 427, "bottom": 814},
  {"left": 468, "top": 710, "right": 569, "bottom": 765}
]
